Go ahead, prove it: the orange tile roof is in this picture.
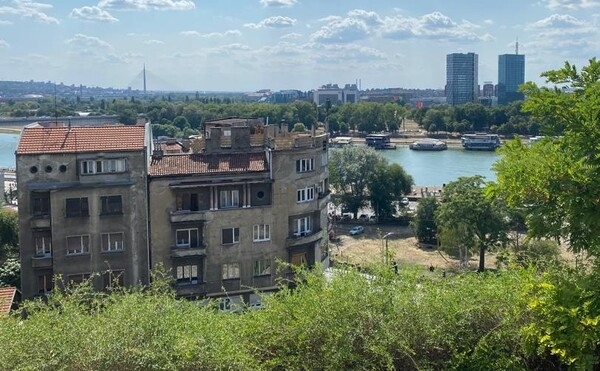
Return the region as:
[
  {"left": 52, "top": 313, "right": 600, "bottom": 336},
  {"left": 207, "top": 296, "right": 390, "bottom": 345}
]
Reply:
[
  {"left": 0, "top": 286, "right": 17, "bottom": 315},
  {"left": 16, "top": 125, "right": 146, "bottom": 155},
  {"left": 149, "top": 152, "right": 267, "bottom": 177}
]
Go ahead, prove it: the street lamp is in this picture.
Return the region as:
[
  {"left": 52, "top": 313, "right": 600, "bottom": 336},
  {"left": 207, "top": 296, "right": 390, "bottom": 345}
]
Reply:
[{"left": 382, "top": 232, "right": 395, "bottom": 266}]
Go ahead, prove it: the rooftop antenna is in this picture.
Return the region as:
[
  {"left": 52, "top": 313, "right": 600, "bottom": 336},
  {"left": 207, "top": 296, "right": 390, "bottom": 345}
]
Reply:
[{"left": 515, "top": 37, "right": 519, "bottom": 55}]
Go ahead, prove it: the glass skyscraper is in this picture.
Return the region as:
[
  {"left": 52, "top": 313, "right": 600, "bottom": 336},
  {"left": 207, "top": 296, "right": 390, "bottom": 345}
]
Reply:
[
  {"left": 446, "top": 53, "right": 478, "bottom": 106},
  {"left": 498, "top": 54, "right": 525, "bottom": 105}
]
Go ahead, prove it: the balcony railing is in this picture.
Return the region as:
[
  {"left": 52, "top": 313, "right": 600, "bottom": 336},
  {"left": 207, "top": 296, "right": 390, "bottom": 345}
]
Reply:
[
  {"left": 286, "top": 227, "right": 323, "bottom": 248},
  {"left": 31, "top": 255, "right": 53, "bottom": 268},
  {"left": 170, "top": 244, "right": 207, "bottom": 258},
  {"left": 169, "top": 209, "right": 210, "bottom": 223}
]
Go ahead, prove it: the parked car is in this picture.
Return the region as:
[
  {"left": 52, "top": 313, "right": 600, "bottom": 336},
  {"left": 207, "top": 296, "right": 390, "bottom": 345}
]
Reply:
[
  {"left": 349, "top": 226, "right": 364, "bottom": 236},
  {"left": 358, "top": 214, "right": 369, "bottom": 221},
  {"left": 400, "top": 197, "right": 410, "bottom": 206}
]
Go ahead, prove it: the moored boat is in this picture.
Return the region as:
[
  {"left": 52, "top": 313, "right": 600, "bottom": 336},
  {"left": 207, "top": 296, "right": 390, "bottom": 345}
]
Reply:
[
  {"left": 461, "top": 133, "right": 501, "bottom": 151},
  {"left": 409, "top": 138, "right": 448, "bottom": 151}
]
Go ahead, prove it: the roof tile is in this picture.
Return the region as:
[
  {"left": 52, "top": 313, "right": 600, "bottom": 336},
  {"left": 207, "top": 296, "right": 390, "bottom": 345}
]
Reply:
[
  {"left": 0, "top": 286, "right": 17, "bottom": 315},
  {"left": 149, "top": 152, "right": 266, "bottom": 176},
  {"left": 16, "top": 125, "right": 146, "bottom": 155}
]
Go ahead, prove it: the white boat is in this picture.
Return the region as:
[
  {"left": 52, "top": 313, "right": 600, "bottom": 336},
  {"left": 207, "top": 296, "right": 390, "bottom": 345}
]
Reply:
[
  {"left": 461, "top": 133, "right": 501, "bottom": 151},
  {"left": 409, "top": 138, "right": 447, "bottom": 151}
]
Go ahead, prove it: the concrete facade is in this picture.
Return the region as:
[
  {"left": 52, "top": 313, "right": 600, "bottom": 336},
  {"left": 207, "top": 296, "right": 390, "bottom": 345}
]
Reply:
[
  {"left": 16, "top": 123, "right": 151, "bottom": 298},
  {"left": 446, "top": 53, "right": 479, "bottom": 106},
  {"left": 148, "top": 119, "right": 330, "bottom": 302}
]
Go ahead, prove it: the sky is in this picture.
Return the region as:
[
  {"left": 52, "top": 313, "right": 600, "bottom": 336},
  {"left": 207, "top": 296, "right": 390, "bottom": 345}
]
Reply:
[{"left": 0, "top": 0, "right": 599, "bottom": 92}]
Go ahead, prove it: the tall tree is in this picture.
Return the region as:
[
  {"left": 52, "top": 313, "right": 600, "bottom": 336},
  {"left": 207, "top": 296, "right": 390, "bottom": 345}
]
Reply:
[
  {"left": 368, "top": 162, "right": 413, "bottom": 219},
  {"left": 411, "top": 196, "right": 439, "bottom": 245},
  {"left": 328, "top": 146, "right": 385, "bottom": 218},
  {"left": 491, "top": 58, "right": 600, "bottom": 257},
  {"left": 436, "top": 176, "right": 508, "bottom": 272}
]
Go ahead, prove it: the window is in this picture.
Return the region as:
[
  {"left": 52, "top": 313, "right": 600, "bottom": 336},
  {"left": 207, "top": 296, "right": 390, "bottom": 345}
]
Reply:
[
  {"left": 101, "top": 233, "right": 124, "bottom": 252},
  {"left": 81, "top": 158, "right": 126, "bottom": 174},
  {"left": 66, "top": 235, "right": 90, "bottom": 255},
  {"left": 253, "top": 224, "right": 271, "bottom": 242},
  {"left": 222, "top": 227, "right": 240, "bottom": 245},
  {"left": 66, "top": 197, "right": 89, "bottom": 217},
  {"left": 32, "top": 193, "right": 50, "bottom": 217},
  {"left": 297, "top": 186, "right": 315, "bottom": 203},
  {"left": 219, "top": 189, "right": 239, "bottom": 208},
  {"left": 296, "top": 158, "right": 314, "bottom": 172},
  {"left": 254, "top": 259, "right": 271, "bottom": 276},
  {"left": 102, "top": 270, "right": 125, "bottom": 289},
  {"left": 291, "top": 252, "right": 308, "bottom": 266},
  {"left": 321, "top": 152, "right": 328, "bottom": 166},
  {"left": 101, "top": 195, "right": 122, "bottom": 215},
  {"left": 176, "top": 228, "right": 199, "bottom": 248},
  {"left": 176, "top": 193, "right": 199, "bottom": 211},
  {"left": 294, "top": 216, "right": 312, "bottom": 236},
  {"left": 175, "top": 264, "right": 199, "bottom": 285},
  {"left": 35, "top": 236, "right": 52, "bottom": 257},
  {"left": 222, "top": 263, "right": 240, "bottom": 280},
  {"left": 37, "top": 273, "right": 53, "bottom": 294}
]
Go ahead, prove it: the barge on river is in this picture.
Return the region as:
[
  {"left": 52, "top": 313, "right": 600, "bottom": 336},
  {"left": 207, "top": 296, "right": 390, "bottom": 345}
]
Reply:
[
  {"left": 461, "top": 133, "right": 501, "bottom": 151},
  {"left": 409, "top": 138, "right": 448, "bottom": 151},
  {"left": 365, "top": 133, "right": 396, "bottom": 149}
]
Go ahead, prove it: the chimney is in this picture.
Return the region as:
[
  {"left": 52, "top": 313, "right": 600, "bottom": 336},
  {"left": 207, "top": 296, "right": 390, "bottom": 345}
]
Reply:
[
  {"left": 204, "top": 128, "right": 222, "bottom": 153},
  {"left": 231, "top": 126, "right": 251, "bottom": 151}
]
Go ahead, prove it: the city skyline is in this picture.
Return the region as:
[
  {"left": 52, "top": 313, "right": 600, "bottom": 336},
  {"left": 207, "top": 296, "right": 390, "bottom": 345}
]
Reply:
[{"left": 0, "top": 0, "right": 598, "bottom": 91}]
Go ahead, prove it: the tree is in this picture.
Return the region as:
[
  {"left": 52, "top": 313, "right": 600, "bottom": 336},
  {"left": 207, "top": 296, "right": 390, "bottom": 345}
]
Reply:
[
  {"left": 491, "top": 58, "right": 600, "bottom": 257},
  {"left": 435, "top": 176, "right": 508, "bottom": 272},
  {"left": 328, "top": 146, "right": 386, "bottom": 218},
  {"left": 368, "top": 162, "right": 413, "bottom": 220},
  {"left": 411, "top": 196, "right": 439, "bottom": 244}
]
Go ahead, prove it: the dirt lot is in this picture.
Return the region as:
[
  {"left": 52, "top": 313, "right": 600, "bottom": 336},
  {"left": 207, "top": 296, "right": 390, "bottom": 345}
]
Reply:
[{"left": 331, "top": 223, "right": 497, "bottom": 272}]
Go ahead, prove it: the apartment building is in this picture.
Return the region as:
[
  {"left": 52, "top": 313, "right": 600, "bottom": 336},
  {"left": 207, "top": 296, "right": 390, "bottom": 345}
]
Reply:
[
  {"left": 16, "top": 123, "right": 151, "bottom": 299},
  {"left": 148, "top": 118, "right": 330, "bottom": 304}
]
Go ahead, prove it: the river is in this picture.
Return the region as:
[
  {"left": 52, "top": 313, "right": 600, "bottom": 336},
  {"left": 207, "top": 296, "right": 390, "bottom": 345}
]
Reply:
[
  {"left": 0, "top": 133, "right": 501, "bottom": 185},
  {"left": 375, "top": 147, "right": 500, "bottom": 186}
]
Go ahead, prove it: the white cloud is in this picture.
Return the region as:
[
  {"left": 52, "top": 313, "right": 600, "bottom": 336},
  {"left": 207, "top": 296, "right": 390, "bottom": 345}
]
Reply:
[
  {"left": 0, "top": 20, "right": 12, "bottom": 25},
  {"left": 259, "top": 0, "right": 297, "bottom": 7},
  {"left": 311, "top": 17, "right": 370, "bottom": 43},
  {"left": 144, "top": 39, "right": 164, "bottom": 45},
  {"left": 346, "top": 9, "right": 383, "bottom": 26},
  {"left": 281, "top": 32, "right": 302, "bottom": 40},
  {"left": 181, "top": 29, "right": 241, "bottom": 37},
  {"left": 66, "top": 34, "right": 114, "bottom": 50},
  {"left": 381, "top": 11, "right": 492, "bottom": 42},
  {"left": 483, "top": 19, "right": 494, "bottom": 25},
  {"left": 543, "top": 0, "right": 600, "bottom": 9},
  {"left": 70, "top": 6, "right": 118, "bottom": 22},
  {"left": 530, "top": 13, "right": 587, "bottom": 28},
  {"left": 0, "top": 0, "right": 59, "bottom": 24},
  {"left": 0, "top": 39, "right": 9, "bottom": 48},
  {"left": 97, "top": 0, "right": 195, "bottom": 11},
  {"left": 245, "top": 16, "right": 297, "bottom": 29}
]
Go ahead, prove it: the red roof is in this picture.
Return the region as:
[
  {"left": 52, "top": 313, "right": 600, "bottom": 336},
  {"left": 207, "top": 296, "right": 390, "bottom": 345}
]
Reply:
[
  {"left": 16, "top": 125, "right": 146, "bottom": 155},
  {"left": 0, "top": 286, "right": 17, "bottom": 315},
  {"left": 149, "top": 152, "right": 267, "bottom": 177}
]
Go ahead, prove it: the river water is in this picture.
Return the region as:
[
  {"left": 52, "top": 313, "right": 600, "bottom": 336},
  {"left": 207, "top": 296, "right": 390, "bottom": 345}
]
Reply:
[
  {"left": 0, "top": 133, "right": 501, "bottom": 185},
  {"left": 375, "top": 147, "right": 500, "bottom": 186}
]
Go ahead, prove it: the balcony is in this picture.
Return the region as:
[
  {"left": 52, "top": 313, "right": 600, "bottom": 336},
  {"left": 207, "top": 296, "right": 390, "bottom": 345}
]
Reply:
[
  {"left": 31, "top": 255, "right": 52, "bottom": 268},
  {"left": 170, "top": 244, "right": 207, "bottom": 258},
  {"left": 169, "top": 209, "right": 210, "bottom": 223},
  {"left": 30, "top": 217, "right": 50, "bottom": 229},
  {"left": 175, "top": 282, "right": 206, "bottom": 297},
  {"left": 286, "top": 228, "right": 323, "bottom": 248}
]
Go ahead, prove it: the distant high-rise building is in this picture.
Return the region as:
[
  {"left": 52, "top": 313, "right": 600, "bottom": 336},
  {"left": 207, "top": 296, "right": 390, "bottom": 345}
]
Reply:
[
  {"left": 482, "top": 82, "right": 495, "bottom": 98},
  {"left": 446, "top": 53, "right": 478, "bottom": 106},
  {"left": 498, "top": 54, "right": 525, "bottom": 105}
]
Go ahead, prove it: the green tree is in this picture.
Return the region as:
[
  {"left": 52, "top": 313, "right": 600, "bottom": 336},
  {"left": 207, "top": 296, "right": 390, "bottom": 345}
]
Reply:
[
  {"left": 436, "top": 176, "right": 508, "bottom": 272},
  {"left": 411, "top": 196, "right": 439, "bottom": 244},
  {"left": 492, "top": 58, "right": 600, "bottom": 257},
  {"left": 368, "top": 162, "right": 413, "bottom": 219},
  {"left": 329, "top": 146, "right": 385, "bottom": 218},
  {"left": 0, "top": 257, "right": 19, "bottom": 287}
]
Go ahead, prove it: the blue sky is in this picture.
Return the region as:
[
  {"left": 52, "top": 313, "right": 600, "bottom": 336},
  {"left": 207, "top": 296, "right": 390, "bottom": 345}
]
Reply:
[{"left": 0, "top": 0, "right": 598, "bottom": 92}]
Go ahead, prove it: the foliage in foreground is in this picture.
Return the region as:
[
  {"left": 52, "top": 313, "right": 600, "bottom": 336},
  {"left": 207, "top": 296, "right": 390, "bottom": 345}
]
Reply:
[{"left": 1, "top": 266, "right": 589, "bottom": 370}]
